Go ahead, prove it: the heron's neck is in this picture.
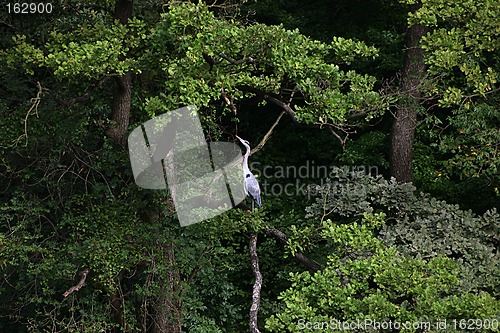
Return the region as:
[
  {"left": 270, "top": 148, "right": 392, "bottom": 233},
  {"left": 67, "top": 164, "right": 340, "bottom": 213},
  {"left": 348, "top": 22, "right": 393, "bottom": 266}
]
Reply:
[{"left": 243, "top": 146, "right": 251, "bottom": 173}]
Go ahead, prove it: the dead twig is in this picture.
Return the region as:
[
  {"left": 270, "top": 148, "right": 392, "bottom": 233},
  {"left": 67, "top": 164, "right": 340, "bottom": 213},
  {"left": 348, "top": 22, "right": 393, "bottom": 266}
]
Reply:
[
  {"left": 221, "top": 87, "right": 237, "bottom": 114},
  {"left": 63, "top": 268, "right": 90, "bottom": 298},
  {"left": 264, "top": 94, "right": 300, "bottom": 123},
  {"left": 328, "top": 127, "right": 345, "bottom": 150},
  {"left": 15, "top": 81, "right": 42, "bottom": 147}
]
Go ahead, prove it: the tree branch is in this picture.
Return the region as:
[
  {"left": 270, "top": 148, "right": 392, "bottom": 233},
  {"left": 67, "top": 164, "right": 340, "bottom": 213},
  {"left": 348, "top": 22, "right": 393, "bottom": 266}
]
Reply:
[
  {"left": 63, "top": 268, "right": 90, "bottom": 297},
  {"left": 219, "top": 53, "right": 256, "bottom": 65},
  {"left": 16, "top": 81, "right": 42, "bottom": 147},
  {"left": 263, "top": 94, "right": 300, "bottom": 124},
  {"left": 236, "top": 85, "right": 298, "bottom": 122},
  {"left": 249, "top": 233, "right": 262, "bottom": 333},
  {"left": 54, "top": 74, "right": 117, "bottom": 106},
  {"left": 328, "top": 126, "right": 346, "bottom": 150},
  {"left": 250, "top": 111, "right": 285, "bottom": 155},
  {"left": 235, "top": 202, "right": 321, "bottom": 272},
  {"left": 264, "top": 95, "right": 353, "bottom": 148},
  {"left": 221, "top": 87, "right": 237, "bottom": 114},
  {"left": 265, "top": 228, "right": 321, "bottom": 272}
]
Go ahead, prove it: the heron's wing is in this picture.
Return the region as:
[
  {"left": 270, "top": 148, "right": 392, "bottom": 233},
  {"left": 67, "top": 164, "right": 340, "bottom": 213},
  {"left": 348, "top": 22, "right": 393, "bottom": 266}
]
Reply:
[
  {"left": 243, "top": 177, "right": 249, "bottom": 195},
  {"left": 245, "top": 174, "right": 262, "bottom": 206}
]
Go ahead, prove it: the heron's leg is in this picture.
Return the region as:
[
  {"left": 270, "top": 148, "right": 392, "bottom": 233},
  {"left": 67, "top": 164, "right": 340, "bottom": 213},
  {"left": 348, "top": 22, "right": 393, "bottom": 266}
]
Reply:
[{"left": 251, "top": 200, "right": 254, "bottom": 212}]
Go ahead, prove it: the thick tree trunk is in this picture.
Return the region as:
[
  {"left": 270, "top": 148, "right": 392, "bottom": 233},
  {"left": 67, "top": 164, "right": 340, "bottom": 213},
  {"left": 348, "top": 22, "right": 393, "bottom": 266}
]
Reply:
[
  {"left": 114, "top": 0, "right": 133, "bottom": 24},
  {"left": 108, "top": 73, "right": 133, "bottom": 146},
  {"left": 107, "top": 0, "right": 134, "bottom": 146},
  {"left": 390, "top": 3, "right": 428, "bottom": 183},
  {"left": 109, "top": 1, "right": 183, "bottom": 330},
  {"left": 144, "top": 209, "right": 183, "bottom": 333},
  {"left": 110, "top": 291, "right": 130, "bottom": 333},
  {"left": 107, "top": 2, "right": 134, "bottom": 332},
  {"left": 151, "top": 241, "right": 183, "bottom": 333}
]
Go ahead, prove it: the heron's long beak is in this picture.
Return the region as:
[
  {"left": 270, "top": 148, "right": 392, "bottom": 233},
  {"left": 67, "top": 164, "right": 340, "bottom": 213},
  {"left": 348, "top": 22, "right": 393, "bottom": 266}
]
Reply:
[{"left": 235, "top": 135, "right": 250, "bottom": 146}]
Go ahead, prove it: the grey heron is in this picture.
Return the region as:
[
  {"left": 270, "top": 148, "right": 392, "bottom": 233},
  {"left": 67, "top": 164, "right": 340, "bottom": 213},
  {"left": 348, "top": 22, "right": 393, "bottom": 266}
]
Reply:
[{"left": 236, "top": 135, "right": 262, "bottom": 212}]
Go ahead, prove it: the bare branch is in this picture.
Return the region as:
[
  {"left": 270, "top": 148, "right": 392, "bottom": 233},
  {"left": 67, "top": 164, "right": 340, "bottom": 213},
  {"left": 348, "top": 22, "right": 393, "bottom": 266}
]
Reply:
[
  {"left": 235, "top": 202, "right": 321, "bottom": 273},
  {"left": 238, "top": 86, "right": 356, "bottom": 150},
  {"left": 345, "top": 110, "right": 370, "bottom": 120},
  {"left": 249, "top": 233, "right": 262, "bottom": 333},
  {"left": 221, "top": 87, "right": 237, "bottom": 114},
  {"left": 14, "top": 81, "right": 42, "bottom": 147},
  {"left": 250, "top": 111, "right": 285, "bottom": 155},
  {"left": 219, "top": 53, "right": 256, "bottom": 65},
  {"left": 328, "top": 127, "right": 346, "bottom": 150},
  {"left": 286, "top": 85, "right": 300, "bottom": 104},
  {"left": 462, "top": 87, "right": 500, "bottom": 100},
  {"left": 63, "top": 268, "right": 90, "bottom": 297},
  {"left": 236, "top": 85, "right": 300, "bottom": 123}
]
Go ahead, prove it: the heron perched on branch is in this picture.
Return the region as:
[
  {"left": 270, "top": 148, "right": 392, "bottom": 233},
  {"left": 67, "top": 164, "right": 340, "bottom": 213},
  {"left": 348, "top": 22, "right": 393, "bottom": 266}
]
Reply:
[{"left": 236, "top": 135, "right": 262, "bottom": 212}]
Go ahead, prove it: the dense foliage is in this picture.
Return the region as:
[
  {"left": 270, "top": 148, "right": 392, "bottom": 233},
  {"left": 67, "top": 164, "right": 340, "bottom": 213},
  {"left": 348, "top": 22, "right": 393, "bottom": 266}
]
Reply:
[
  {"left": 267, "top": 215, "right": 499, "bottom": 332},
  {"left": 0, "top": 0, "right": 498, "bottom": 332},
  {"left": 267, "top": 168, "right": 499, "bottom": 331}
]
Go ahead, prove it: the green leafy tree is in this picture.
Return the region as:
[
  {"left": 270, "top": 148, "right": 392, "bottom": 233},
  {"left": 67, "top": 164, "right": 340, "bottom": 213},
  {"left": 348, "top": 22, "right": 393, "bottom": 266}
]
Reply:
[
  {"left": 0, "top": 1, "right": 387, "bottom": 331},
  {"left": 266, "top": 214, "right": 499, "bottom": 332},
  {"left": 305, "top": 167, "right": 499, "bottom": 296},
  {"left": 265, "top": 168, "right": 499, "bottom": 332},
  {"left": 142, "top": 2, "right": 384, "bottom": 138},
  {"left": 391, "top": 0, "right": 499, "bottom": 183},
  {"left": 406, "top": 0, "right": 499, "bottom": 105},
  {"left": 2, "top": 0, "right": 498, "bottom": 331}
]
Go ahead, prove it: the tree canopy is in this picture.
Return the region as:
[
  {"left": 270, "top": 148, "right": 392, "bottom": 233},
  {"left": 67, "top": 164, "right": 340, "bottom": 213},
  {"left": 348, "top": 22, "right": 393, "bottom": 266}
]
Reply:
[{"left": 0, "top": 1, "right": 498, "bottom": 332}]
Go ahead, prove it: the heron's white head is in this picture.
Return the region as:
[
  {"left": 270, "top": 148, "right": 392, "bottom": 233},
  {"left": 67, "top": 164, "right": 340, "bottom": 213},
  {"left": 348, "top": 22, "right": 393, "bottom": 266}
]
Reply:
[{"left": 235, "top": 135, "right": 250, "bottom": 146}]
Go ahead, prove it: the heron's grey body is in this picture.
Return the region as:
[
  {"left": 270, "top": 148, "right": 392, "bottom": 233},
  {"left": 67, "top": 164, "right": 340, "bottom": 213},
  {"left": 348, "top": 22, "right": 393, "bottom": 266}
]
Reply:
[{"left": 236, "top": 135, "right": 262, "bottom": 211}]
